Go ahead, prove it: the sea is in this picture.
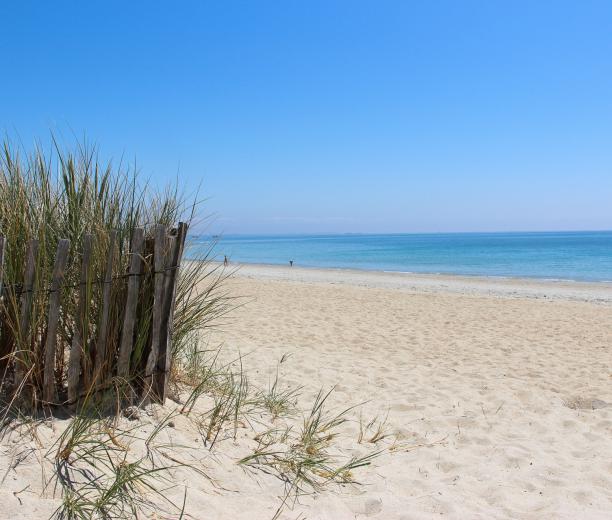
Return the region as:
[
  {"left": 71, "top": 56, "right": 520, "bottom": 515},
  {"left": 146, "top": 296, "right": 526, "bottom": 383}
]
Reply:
[{"left": 187, "top": 231, "right": 612, "bottom": 282}]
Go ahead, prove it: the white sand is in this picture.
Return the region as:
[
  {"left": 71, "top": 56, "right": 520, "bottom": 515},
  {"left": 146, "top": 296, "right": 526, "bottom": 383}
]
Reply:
[
  {"left": 2, "top": 264, "right": 611, "bottom": 519},
  {"left": 214, "top": 264, "right": 612, "bottom": 519}
]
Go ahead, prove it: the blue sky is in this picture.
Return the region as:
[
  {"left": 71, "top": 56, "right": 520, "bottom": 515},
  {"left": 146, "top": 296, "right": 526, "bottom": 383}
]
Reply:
[{"left": 1, "top": 1, "right": 611, "bottom": 234}]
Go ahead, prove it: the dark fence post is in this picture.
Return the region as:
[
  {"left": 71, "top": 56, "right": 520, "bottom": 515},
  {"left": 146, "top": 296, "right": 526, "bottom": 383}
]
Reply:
[
  {"left": 15, "top": 239, "right": 39, "bottom": 395},
  {"left": 0, "top": 236, "right": 6, "bottom": 375},
  {"left": 154, "top": 222, "right": 188, "bottom": 403},
  {"left": 117, "top": 228, "right": 145, "bottom": 380},
  {"left": 68, "top": 235, "right": 93, "bottom": 403},
  {"left": 43, "top": 239, "right": 70, "bottom": 404},
  {"left": 144, "top": 225, "right": 167, "bottom": 399},
  {"left": 94, "top": 230, "right": 116, "bottom": 383},
  {"left": 0, "top": 236, "right": 5, "bottom": 300}
]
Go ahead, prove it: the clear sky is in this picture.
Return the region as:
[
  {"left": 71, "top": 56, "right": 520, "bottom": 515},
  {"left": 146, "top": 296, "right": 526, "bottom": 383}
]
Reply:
[{"left": 2, "top": 1, "right": 611, "bottom": 234}]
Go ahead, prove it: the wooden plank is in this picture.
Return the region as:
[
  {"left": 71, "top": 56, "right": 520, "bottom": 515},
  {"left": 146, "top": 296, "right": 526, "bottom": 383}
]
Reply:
[
  {"left": 0, "top": 236, "right": 7, "bottom": 375},
  {"left": 94, "top": 230, "right": 116, "bottom": 382},
  {"left": 0, "top": 236, "right": 5, "bottom": 302},
  {"left": 117, "top": 227, "right": 145, "bottom": 380},
  {"left": 151, "top": 234, "right": 176, "bottom": 400},
  {"left": 42, "top": 239, "right": 70, "bottom": 404},
  {"left": 0, "top": 236, "right": 5, "bottom": 343},
  {"left": 144, "top": 225, "right": 167, "bottom": 398},
  {"left": 67, "top": 235, "right": 92, "bottom": 403},
  {"left": 154, "top": 222, "right": 188, "bottom": 402},
  {"left": 14, "top": 239, "right": 39, "bottom": 390}
]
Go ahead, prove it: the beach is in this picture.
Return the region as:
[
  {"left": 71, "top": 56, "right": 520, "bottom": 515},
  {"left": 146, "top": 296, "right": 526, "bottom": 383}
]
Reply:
[
  {"left": 2, "top": 263, "right": 611, "bottom": 519},
  {"left": 4, "top": 2, "right": 612, "bottom": 517},
  {"left": 211, "top": 263, "right": 612, "bottom": 519}
]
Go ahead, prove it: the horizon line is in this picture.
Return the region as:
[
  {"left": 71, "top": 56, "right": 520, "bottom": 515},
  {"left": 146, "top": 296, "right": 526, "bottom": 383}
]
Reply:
[{"left": 196, "top": 228, "right": 612, "bottom": 238}]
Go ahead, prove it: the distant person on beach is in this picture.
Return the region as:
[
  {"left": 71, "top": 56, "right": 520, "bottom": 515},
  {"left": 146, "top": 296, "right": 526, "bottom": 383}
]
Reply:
[
  {"left": 289, "top": 260, "right": 293, "bottom": 267},
  {"left": 224, "top": 255, "right": 228, "bottom": 266}
]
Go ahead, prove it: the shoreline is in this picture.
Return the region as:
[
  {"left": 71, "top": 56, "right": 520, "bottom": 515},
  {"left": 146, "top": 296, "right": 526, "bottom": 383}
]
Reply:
[{"left": 212, "top": 261, "right": 612, "bottom": 304}]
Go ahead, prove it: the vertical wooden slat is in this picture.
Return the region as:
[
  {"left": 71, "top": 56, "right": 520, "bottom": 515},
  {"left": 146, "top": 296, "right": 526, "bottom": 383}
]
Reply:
[
  {"left": 151, "top": 235, "right": 176, "bottom": 400},
  {"left": 15, "top": 239, "right": 39, "bottom": 390},
  {"left": 42, "top": 239, "right": 70, "bottom": 404},
  {"left": 0, "top": 236, "right": 5, "bottom": 301},
  {"left": 144, "top": 225, "right": 167, "bottom": 398},
  {"left": 154, "top": 222, "right": 188, "bottom": 402},
  {"left": 94, "top": 230, "right": 116, "bottom": 381},
  {"left": 0, "top": 236, "right": 7, "bottom": 374},
  {"left": 117, "top": 227, "right": 145, "bottom": 380},
  {"left": 67, "top": 235, "right": 92, "bottom": 402}
]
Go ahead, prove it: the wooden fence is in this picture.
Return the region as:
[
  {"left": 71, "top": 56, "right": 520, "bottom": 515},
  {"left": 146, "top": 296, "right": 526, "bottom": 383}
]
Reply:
[{"left": 0, "top": 223, "right": 188, "bottom": 408}]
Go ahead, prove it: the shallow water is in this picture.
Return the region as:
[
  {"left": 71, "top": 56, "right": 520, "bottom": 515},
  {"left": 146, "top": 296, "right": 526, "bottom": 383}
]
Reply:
[{"left": 189, "top": 231, "right": 612, "bottom": 282}]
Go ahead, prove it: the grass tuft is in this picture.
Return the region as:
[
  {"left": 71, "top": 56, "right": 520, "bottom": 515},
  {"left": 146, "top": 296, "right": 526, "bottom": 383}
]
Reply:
[
  {"left": 358, "top": 411, "right": 391, "bottom": 444},
  {"left": 256, "top": 367, "right": 301, "bottom": 420},
  {"left": 239, "top": 388, "right": 381, "bottom": 516}
]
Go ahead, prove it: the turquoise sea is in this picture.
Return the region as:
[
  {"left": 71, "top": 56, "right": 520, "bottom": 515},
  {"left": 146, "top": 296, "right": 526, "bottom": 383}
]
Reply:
[{"left": 188, "top": 231, "right": 612, "bottom": 282}]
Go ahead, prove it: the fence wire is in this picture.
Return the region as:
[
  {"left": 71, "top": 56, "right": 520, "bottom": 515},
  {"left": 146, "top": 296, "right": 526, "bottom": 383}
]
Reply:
[{"left": 0, "top": 264, "right": 181, "bottom": 296}]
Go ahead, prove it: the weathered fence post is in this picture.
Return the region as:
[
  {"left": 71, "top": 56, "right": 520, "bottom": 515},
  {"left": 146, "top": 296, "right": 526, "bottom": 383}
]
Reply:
[
  {"left": 0, "top": 236, "right": 5, "bottom": 374},
  {"left": 0, "top": 236, "right": 5, "bottom": 301},
  {"left": 153, "top": 222, "right": 188, "bottom": 402},
  {"left": 144, "top": 225, "right": 167, "bottom": 399},
  {"left": 117, "top": 228, "right": 145, "bottom": 380},
  {"left": 15, "top": 239, "right": 39, "bottom": 394},
  {"left": 67, "top": 235, "right": 92, "bottom": 403},
  {"left": 94, "top": 230, "right": 116, "bottom": 382},
  {"left": 42, "top": 239, "right": 70, "bottom": 404}
]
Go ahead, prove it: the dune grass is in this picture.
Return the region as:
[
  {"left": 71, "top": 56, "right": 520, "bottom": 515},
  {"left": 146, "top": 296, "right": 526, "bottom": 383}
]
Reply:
[
  {"left": 256, "top": 366, "right": 301, "bottom": 420},
  {"left": 47, "top": 406, "right": 187, "bottom": 520},
  {"left": 0, "top": 136, "right": 381, "bottom": 519},
  {"left": 0, "top": 136, "right": 233, "bottom": 412},
  {"left": 239, "top": 387, "right": 382, "bottom": 517},
  {"left": 22, "top": 341, "right": 382, "bottom": 520}
]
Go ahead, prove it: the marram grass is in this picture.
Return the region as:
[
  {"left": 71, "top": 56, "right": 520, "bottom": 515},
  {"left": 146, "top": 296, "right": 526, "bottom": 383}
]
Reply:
[
  {"left": 0, "top": 137, "right": 380, "bottom": 520},
  {"left": 0, "top": 136, "right": 232, "bottom": 411}
]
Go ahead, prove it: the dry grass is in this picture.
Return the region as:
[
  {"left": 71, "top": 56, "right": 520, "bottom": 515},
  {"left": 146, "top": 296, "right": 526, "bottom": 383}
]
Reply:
[{"left": 358, "top": 411, "right": 391, "bottom": 444}]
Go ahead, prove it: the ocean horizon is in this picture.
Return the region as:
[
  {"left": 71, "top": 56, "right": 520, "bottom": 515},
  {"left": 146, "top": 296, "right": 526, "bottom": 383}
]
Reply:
[{"left": 188, "top": 230, "right": 612, "bottom": 283}]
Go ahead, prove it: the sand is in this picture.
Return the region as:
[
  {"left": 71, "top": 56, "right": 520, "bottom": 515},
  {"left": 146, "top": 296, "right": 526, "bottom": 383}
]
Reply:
[
  {"left": 2, "top": 264, "right": 611, "bottom": 519},
  {"left": 213, "top": 264, "right": 612, "bottom": 519}
]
